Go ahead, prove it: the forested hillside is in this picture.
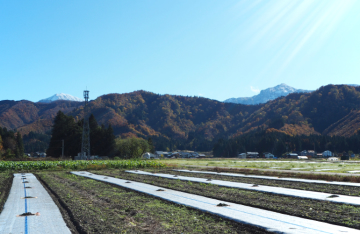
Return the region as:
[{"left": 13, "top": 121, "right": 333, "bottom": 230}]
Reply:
[
  {"left": 0, "top": 100, "right": 82, "bottom": 133},
  {"left": 213, "top": 128, "right": 360, "bottom": 157},
  {"left": 1, "top": 85, "right": 360, "bottom": 152}
]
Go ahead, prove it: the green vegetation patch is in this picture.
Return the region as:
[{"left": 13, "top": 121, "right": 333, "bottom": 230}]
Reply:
[
  {"left": 37, "top": 172, "right": 268, "bottom": 234},
  {"left": 0, "top": 160, "right": 165, "bottom": 172}
]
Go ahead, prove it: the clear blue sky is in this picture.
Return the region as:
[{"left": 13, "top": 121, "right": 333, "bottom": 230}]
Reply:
[{"left": 1, "top": 0, "right": 359, "bottom": 102}]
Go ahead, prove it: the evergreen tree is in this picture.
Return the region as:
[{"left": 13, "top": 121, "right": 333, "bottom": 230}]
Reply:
[
  {"left": 47, "top": 111, "right": 82, "bottom": 157},
  {"left": 103, "top": 124, "right": 116, "bottom": 156},
  {"left": 89, "top": 114, "right": 101, "bottom": 155},
  {"left": 0, "top": 135, "right": 3, "bottom": 151},
  {"left": 15, "top": 132, "right": 24, "bottom": 158},
  {"left": 147, "top": 137, "right": 155, "bottom": 153}
]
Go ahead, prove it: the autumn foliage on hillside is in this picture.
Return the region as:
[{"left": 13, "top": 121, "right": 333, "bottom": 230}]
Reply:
[
  {"left": 213, "top": 128, "right": 360, "bottom": 157},
  {"left": 69, "top": 91, "right": 260, "bottom": 141},
  {"left": 1, "top": 85, "right": 360, "bottom": 152}
]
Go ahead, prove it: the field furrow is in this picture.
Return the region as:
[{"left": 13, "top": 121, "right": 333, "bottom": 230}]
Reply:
[
  {"left": 127, "top": 170, "right": 360, "bottom": 206},
  {"left": 73, "top": 171, "right": 359, "bottom": 234},
  {"left": 91, "top": 169, "right": 360, "bottom": 229},
  {"left": 36, "top": 171, "right": 268, "bottom": 234},
  {"left": 166, "top": 169, "right": 360, "bottom": 196},
  {"left": 0, "top": 173, "right": 13, "bottom": 214}
]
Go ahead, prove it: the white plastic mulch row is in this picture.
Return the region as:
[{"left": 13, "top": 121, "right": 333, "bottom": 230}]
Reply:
[
  {"left": 232, "top": 161, "right": 331, "bottom": 163},
  {"left": 290, "top": 167, "right": 313, "bottom": 170},
  {"left": 71, "top": 171, "right": 358, "bottom": 234},
  {"left": 315, "top": 169, "right": 336, "bottom": 171},
  {"left": 127, "top": 170, "right": 360, "bottom": 206},
  {"left": 176, "top": 169, "right": 360, "bottom": 187},
  {"left": 0, "top": 173, "right": 71, "bottom": 234}
]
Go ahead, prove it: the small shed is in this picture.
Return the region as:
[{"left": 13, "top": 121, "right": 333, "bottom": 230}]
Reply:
[
  {"left": 264, "top": 152, "right": 274, "bottom": 159},
  {"left": 327, "top": 157, "right": 339, "bottom": 161}
]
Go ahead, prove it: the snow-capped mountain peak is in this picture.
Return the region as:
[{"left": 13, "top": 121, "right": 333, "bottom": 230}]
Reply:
[
  {"left": 38, "top": 93, "right": 84, "bottom": 103},
  {"left": 224, "top": 84, "right": 311, "bottom": 105}
]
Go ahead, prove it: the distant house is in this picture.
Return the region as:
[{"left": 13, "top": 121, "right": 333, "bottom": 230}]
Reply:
[
  {"left": 328, "top": 157, "right": 339, "bottom": 161},
  {"left": 299, "top": 150, "right": 307, "bottom": 156},
  {"left": 188, "top": 152, "right": 199, "bottom": 158},
  {"left": 238, "top": 153, "right": 247, "bottom": 159},
  {"left": 287, "top": 153, "right": 298, "bottom": 158},
  {"left": 179, "top": 151, "right": 199, "bottom": 158},
  {"left": 197, "top": 154, "right": 206, "bottom": 158},
  {"left": 263, "top": 152, "right": 274, "bottom": 159},
  {"left": 171, "top": 152, "right": 180, "bottom": 158},
  {"left": 316, "top": 153, "right": 323, "bottom": 158},
  {"left": 246, "top": 152, "right": 259, "bottom": 158},
  {"left": 307, "top": 150, "right": 316, "bottom": 157},
  {"left": 33, "top": 152, "right": 46, "bottom": 158},
  {"left": 322, "top": 150, "right": 332, "bottom": 157},
  {"left": 155, "top": 151, "right": 170, "bottom": 158}
]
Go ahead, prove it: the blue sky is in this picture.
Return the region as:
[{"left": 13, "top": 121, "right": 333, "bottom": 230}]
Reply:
[{"left": 1, "top": 0, "right": 359, "bottom": 102}]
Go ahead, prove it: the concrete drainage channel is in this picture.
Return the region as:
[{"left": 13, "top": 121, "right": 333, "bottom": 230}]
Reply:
[
  {"left": 127, "top": 170, "right": 360, "bottom": 206},
  {"left": 72, "top": 171, "right": 358, "bottom": 234},
  {"left": 176, "top": 169, "right": 360, "bottom": 187},
  {"left": 0, "top": 173, "right": 71, "bottom": 234}
]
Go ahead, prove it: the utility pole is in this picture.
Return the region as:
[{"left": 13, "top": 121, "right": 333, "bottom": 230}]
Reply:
[
  {"left": 81, "top": 90, "right": 91, "bottom": 160},
  {"left": 62, "top": 139, "right": 64, "bottom": 159}
]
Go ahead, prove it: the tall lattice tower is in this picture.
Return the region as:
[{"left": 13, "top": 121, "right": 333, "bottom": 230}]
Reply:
[{"left": 81, "top": 90, "right": 90, "bottom": 159}]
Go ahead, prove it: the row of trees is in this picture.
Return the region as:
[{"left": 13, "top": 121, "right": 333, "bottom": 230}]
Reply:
[
  {"left": 47, "top": 111, "right": 158, "bottom": 159},
  {"left": 47, "top": 111, "right": 115, "bottom": 158},
  {"left": 0, "top": 127, "right": 24, "bottom": 159},
  {"left": 213, "top": 128, "right": 360, "bottom": 157},
  {"left": 23, "top": 131, "right": 51, "bottom": 153}
]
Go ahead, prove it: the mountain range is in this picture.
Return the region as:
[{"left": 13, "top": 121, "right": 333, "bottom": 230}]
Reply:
[
  {"left": 1, "top": 84, "right": 360, "bottom": 152},
  {"left": 38, "top": 93, "right": 84, "bottom": 103},
  {"left": 224, "top": 83, "right": 312, "bottom": 105}
]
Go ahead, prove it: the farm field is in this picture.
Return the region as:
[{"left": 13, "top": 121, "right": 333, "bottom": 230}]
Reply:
[
  {"left": 93, "top": 169, "right": 360, "bottom": 229},
  {"left": 35, "top": 171, "right": 268, "bottom": 234},
  {"left": 165, "top": 158, "right": 360, "bottom": 174},
  {"left": 169, "top": 169, "right": 360, "bottom": 195},
  {"left": 0, "top": 173, "right": 12, "bottom": 214},
  {"left": 0, "top": 160, "right": 165, "bottom": 172},
  {"left": 1, "top": 160, "right": 360, "bottom": 233}
]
